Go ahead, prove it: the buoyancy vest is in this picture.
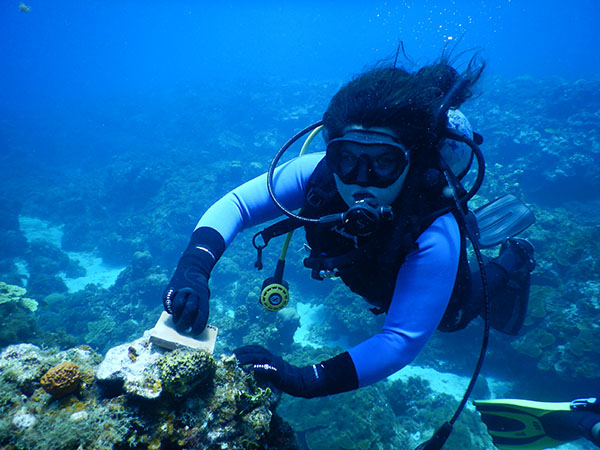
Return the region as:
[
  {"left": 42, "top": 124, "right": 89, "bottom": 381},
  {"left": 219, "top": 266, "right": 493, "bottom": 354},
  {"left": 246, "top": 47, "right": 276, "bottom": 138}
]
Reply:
[{"left": 302, "top": 159, "right": 472, "bottom": 331}]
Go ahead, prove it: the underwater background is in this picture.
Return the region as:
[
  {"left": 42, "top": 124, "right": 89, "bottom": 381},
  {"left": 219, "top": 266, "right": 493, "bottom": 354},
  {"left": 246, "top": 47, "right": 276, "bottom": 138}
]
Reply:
[{"left": 1, "top": 1, "right": 600, "bottom": 449}]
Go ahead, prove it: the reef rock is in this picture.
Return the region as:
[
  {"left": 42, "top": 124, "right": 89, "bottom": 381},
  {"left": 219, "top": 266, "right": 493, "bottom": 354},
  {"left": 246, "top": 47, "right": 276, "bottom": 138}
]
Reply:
[
  {"left": 96, "top": 331, "right": 220, "bottom": 399},
  {"left": 0, "top": 344, "right": 54, "bottom": 395},
  {"left": 96, "top": 331, "right": 164, "bottom": 399},
  {"left": 0, "top": 338, "right": 298, "bottom": 449}
]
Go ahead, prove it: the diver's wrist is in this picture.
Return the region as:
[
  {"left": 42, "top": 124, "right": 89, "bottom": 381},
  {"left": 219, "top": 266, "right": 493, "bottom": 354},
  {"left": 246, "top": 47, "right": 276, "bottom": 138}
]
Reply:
[
  {"left": 298, "top": 352, "right": 359, "bottom": 398},
  {"left": 189, "top": 227, "right": 226, "bottom": 261}
]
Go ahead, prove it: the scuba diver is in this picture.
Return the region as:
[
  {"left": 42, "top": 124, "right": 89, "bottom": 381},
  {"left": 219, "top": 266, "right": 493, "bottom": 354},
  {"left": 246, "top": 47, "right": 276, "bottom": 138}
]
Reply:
[
  {"left": 162, "top": 53, "right": 536, "bottom": 416},
  {"left": 475, "top": 396, "right": 600, "bottom": 448}
]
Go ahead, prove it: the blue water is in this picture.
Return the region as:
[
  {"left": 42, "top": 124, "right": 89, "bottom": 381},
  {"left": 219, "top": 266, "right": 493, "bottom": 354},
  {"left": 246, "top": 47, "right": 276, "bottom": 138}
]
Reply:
[
  {"left": 1, "top": 0, "right": 597, "bottom": 172},
  {"left": 2, "top": 2, "right": 600, "bottom": 449},
  {"left": 2, "top": 1, "right": 598, "bottom": 105},
  {"left": 2, "top": 0, "right": 598, "bottom": 167}
]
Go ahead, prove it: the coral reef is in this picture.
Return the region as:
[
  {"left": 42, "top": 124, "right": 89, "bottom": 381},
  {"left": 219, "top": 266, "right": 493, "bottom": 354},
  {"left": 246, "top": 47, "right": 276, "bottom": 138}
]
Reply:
[
  {"left": 26, "top": 250, "right": 169, "bottom": 354},
  {"left": 304, "top": 282, "right": 382, "bottom": 347},
  {"left": 505, "top": 204, "right": 600, "bottom": 381},
  {"left": 271, "top": 346, "right": 494, "bottom": 450},
  {"left": 467, "top": 77, "right": 600, "bottom": 205},
  {"left": 281, "top": 385, "right": 401, "bottom": 450},
  {"left": 210, "top": 249, "right": 304, "bottom": 353},
  {"left": 0, "top": 199, "right": 28, "bottom": 286},
  {"left": 0, "top": 338, "right": 298, "bottom": 450},
  {"left": 0, "top": 282, "right": 40, "bottom": 348},
  {"left": 278, "top": 367, "right": 492, "bottom": 450},
  {"left": 40, "top": 361, "right": 82, "bottom": 398},
  {"left": 379, "top": 376, "right": 492, "bottom": 450},
  {"left": 0, "top": 281, "right": 38, "bottom": 312},
  {"left": 2, "top": 75, "right": 600, "bottom": 447}
]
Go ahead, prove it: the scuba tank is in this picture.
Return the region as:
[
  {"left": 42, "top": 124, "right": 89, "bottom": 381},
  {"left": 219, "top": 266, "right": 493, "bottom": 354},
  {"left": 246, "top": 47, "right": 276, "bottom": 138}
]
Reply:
[{"left": 439, "top": 109, "right": 476, "bottom": 180}]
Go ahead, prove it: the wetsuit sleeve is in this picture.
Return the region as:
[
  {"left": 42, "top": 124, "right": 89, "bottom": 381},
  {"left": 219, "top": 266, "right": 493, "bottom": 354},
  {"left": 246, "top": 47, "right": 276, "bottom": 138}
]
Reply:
[
  {"left": 196, "top": 152, "right": 325, "bottom": 246},
  {"left": 348, "top": 213, "right": 461, "bottom": 387}
]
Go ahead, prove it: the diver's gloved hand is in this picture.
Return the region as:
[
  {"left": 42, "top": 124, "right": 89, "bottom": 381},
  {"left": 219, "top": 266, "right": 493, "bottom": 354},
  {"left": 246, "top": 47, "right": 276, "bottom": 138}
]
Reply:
[
  {"left": 163, "top": 227, "right": 225, "bottom": 335},
  {"left": 234, "top": 345, "right": 314, "bottom": 398},
  {"left": 234, "top": 345, "right": 359, "bottom": 399}
]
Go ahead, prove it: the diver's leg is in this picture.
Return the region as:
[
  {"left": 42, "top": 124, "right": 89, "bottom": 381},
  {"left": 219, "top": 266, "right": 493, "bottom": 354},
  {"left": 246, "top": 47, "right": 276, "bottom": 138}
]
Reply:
[
  {"left": 580, "top": 413, "right": 600, "bottom": 447},
  {"left": 552, "top": 409, "right": 600, "bottom": 447},
  {"left": 469, "top": 238, "right": 536, "bottom": 335},
  {"left": 592, "top": 421, "right": 600, "bottom": 446}
]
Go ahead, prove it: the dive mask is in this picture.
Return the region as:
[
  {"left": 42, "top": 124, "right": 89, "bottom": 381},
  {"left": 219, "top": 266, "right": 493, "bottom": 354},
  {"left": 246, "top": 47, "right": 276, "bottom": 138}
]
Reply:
[{"left": 326, "top": 129, "right": 409, "bottom": 188}]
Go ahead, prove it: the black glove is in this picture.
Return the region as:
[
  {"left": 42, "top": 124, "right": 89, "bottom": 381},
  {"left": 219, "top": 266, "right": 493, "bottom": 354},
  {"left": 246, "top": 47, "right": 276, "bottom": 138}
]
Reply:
[
  {"left": 234, "top": 345, "right": 358, "bottom": 399},
  {"left": 163, "top": 227, "right": 225, "bottom": 335}
]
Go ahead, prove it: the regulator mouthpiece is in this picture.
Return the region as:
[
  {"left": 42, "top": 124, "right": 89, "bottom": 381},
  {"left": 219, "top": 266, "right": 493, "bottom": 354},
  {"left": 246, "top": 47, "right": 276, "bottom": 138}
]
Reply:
[{"left": 339, "top": 197, "right": 394, "bottom": 237}]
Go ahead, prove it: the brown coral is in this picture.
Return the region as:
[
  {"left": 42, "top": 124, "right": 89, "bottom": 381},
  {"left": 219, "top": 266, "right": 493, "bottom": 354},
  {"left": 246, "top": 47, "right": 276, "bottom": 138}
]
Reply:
[{"left": 40, "top": 361, "right": 82, "bottom": 398}]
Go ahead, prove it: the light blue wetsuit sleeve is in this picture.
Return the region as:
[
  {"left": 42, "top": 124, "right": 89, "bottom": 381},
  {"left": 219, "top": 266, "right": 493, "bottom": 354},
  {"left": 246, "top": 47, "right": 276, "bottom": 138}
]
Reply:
[
  {"left": 348, "top": 213, "right": 461, "bottom": 387},
  {"left": 196, "top": 152, "right": 325, "bottom": 246}
]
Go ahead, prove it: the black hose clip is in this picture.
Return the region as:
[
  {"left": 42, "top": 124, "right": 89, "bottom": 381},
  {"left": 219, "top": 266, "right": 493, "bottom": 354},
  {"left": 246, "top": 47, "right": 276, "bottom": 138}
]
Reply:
[{"left": 252, "top": 231, "right": 267, "bottom": 271}]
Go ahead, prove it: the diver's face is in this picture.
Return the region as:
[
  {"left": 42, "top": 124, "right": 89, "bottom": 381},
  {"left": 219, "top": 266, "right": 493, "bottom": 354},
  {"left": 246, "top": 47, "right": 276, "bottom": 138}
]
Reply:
[{"left": 332, "top": 126, "right": 410, "bottom": 207}]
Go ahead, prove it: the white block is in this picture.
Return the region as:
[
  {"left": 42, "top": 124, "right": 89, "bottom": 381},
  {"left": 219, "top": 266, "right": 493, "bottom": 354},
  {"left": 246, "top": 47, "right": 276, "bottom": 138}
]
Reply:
[{"left": 149, "top": 312, "right": 218, "bottom": 354}]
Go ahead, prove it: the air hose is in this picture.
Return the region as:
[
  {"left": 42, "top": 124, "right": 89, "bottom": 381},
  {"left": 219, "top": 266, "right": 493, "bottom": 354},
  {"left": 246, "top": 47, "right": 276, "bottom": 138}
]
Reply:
[
  {"left": 259, "top": 123, "right": 324, "bottom": 311},
  {"left": 414, "top": 77, "right": 491, "bottom": 450}
]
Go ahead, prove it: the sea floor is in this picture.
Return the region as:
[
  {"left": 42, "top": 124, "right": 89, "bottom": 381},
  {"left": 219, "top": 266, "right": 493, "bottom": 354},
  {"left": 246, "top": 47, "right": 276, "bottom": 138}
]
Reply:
[{"left": 18, "top": 216, "right": 125, "bottom": 292}]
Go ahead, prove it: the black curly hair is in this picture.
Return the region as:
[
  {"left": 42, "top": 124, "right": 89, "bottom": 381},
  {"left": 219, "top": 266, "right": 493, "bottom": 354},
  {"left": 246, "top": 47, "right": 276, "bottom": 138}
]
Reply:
[{"left": 322, "top": 52, "right": 484, "bottom": 156}]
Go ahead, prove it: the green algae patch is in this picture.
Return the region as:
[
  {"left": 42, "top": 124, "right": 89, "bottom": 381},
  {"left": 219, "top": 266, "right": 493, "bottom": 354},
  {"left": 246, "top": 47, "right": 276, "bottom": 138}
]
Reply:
[{"left": 157, "top": 347, "right": 216, "bottom": 396}]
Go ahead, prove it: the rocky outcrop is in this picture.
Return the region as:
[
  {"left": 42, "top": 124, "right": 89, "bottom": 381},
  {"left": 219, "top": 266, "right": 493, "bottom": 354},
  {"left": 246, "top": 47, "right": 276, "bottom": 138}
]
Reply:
[{"left": 0, "top": 337, "right": 298, "bottom": 450}]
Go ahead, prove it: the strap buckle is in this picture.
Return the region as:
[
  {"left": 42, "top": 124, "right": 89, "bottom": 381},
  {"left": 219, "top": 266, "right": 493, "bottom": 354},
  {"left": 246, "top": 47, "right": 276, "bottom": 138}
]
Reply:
[{"left": 571, "top": 397, "right": 599, "bottom": 411}]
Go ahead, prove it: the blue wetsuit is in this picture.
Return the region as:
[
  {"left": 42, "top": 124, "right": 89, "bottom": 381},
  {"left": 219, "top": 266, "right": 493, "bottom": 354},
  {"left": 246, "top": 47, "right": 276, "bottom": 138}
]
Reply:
[{"left": 198, "top": 152, "right": 461, "bottom": 388}]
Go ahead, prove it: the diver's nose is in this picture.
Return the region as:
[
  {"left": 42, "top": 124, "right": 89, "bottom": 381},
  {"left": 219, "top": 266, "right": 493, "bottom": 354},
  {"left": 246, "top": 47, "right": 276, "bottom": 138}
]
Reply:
[{"left": 354, "top": 155, "right": 371, "bottom": 186}]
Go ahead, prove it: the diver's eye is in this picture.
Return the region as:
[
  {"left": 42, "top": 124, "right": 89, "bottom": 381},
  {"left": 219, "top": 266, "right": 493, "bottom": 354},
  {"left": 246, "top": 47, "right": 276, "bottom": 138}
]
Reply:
[
  {"left": 372, "top": 152, "right": 398, "bottom": 174},
  {"left": 338, "top": 150, "right": 359, "bottom": 174}
]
